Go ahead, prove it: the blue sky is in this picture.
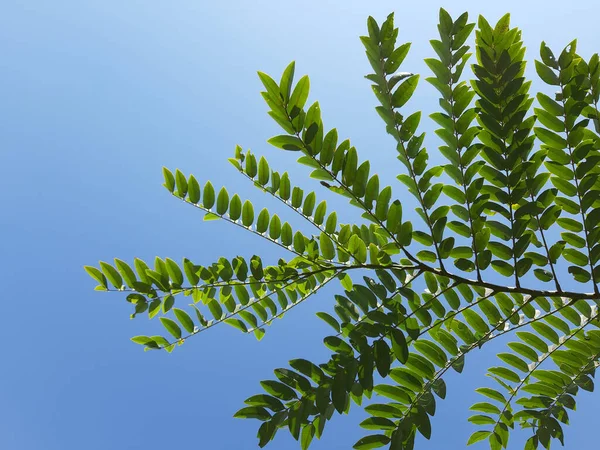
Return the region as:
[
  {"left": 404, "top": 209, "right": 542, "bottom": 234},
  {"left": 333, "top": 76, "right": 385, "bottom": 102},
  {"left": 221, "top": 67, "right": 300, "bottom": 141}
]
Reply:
[{"left": 2, "top": 1, "right": 600, "bottom": 449}]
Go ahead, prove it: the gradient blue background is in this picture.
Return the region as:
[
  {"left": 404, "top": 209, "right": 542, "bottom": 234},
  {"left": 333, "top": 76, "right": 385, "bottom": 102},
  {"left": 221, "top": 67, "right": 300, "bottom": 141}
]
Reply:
[{"left": 2, "top": 1, "right": 599, "bottom": 449}]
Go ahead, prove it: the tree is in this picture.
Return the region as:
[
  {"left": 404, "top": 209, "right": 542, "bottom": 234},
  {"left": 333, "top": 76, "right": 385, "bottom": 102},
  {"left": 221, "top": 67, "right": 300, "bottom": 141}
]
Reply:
[{"left": 85, "top": 8, "right": 600, "bottom": 450}]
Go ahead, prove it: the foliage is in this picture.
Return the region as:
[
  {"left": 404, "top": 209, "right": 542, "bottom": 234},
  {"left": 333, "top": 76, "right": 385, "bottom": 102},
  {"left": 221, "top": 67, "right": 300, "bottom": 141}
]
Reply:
[{"left": 86, "top": 9, "right": 600, "bottom": 450}]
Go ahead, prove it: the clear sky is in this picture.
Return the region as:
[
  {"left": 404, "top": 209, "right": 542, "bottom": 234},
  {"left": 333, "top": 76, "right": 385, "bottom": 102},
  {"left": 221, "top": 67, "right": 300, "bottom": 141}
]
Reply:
[{"left": 2, "top": 1, "right": 600, "bottom": 449}]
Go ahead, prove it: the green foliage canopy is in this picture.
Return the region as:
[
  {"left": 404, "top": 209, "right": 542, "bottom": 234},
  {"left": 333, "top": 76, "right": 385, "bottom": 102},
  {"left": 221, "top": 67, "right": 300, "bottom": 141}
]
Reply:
[{"left": 86, "top": 9, "right": 600, "bottom": 450}]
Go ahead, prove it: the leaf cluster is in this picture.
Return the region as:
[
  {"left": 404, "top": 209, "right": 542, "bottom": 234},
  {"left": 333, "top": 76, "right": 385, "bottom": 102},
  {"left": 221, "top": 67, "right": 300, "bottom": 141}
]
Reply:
[{"left": 86, "top": 8, "right": 600, "bottom": 450}]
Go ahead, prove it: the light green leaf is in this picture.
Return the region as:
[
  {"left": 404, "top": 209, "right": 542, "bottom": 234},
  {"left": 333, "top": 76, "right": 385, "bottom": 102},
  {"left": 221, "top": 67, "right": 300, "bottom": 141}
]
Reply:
[
  {"left": 268, "top": 135, "right": 304, "bottom": 151},
  {"left": 187, "top": 175, "right": 200, "bottom": 204},
  {"left": 207, "top": 299, "right": 224, "bottom": 320},
  {"left": 391, "top": 74, "right": 420, "bottom": 108},
  {"left": 279, "top": 61, "right": 295, "bottom": 103},
  {"left": 84, "top": 265, "right": 108, "bottom": 288},
  {"left": 203, "top": 181, "right": 215, "bottom": 209},
  {"left": 99, "top": 261, "right": 123, "bottom": 289},
  {"left": 242, "top": 201, "right": 254, "bottom": 227},
  {"left": 175, "top": 169, "right": 188, "bottom": 197},
  {"left": 160, "top": 317, "right": 182, "bottom": 340},
  {"left": 162, "top": 167, "right": 175, "bottom": 192},
  {"left": 289, "top": 75, "right": 310, "bottom": 112},
  {"left": 467, "top": 431, "right": 492, "bottom": 446},
  {"left": 217, "top": 188, "right": 229, "bottom": 215},
  {"left": 535, "top": 60, "right": 559, "bottom": 85},
  {"left": 256, "top": 208, "right": 270, "bottom": 234},
  {"left": 319, "top": 233, "right": 335, "bottom": 260},
  {"left": 173, "top": 308, "right": 195, "bottom": 333}
]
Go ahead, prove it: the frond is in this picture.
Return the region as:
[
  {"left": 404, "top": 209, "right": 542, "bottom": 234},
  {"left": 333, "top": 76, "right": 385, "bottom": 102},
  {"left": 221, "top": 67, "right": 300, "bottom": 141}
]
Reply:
[{"left": 86, "top": 6, "right": 600, "bottom": 450}]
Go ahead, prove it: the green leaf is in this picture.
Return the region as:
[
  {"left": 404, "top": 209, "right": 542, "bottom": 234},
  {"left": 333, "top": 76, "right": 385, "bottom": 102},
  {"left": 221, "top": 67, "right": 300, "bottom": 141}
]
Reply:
[
  {"left": 175, "top": 169, "right": 188, "bottom": 197},
  {"left": 324, "top": 336, "right": 353, "bottom": 354},
  {"left": 244, "top": 154, "right": 257, "bottom": 178},
  {"left": 390, "top": 329, "right": 408, "bottom": 363},
  {"left": 537, "top": 93, "right": 563, "bottom": 116},
  {"left": 468, "top": 415, "right": 495, "bottom": 426},
  {"left": 316, "top": 312, "right": 340, "bottom": 332},
  {"left": 229, "top": 194, "right": 242, "bottom": 220},
  {"left": 245, "top": 394, "right": 285, "bottom": 411},
  {"left": 467, "top": 431, "right": 492, "bottom": 446},
  {"left": 569, "top": 266, "right": 591, "bottom": 283},
  {"left": 385, "top": 43, "right": 411, "bottom": 74},
  {"left": 225, "top": 318, "right": 248, "bottom": 333},
  {"left": 374, "top": 340, "right": 391, "bottom": 377},
  {"left": 540, "top": 41, "right": 558, "bottom": 68},
  {"left": 173, "top": 308, "right": 195, "bottom": 333},
  {"left": 373, "top": 385, "right": 412, "bottom": 404},
  {"left": 476, "top": 387, "right": 507, "bottom": 403},
  {"left": 256, "top": 208, "right": 270, "bottom": 234},
  {"left": 535, "top": 108, "right": 564, "bottom": 132},
  {"left": 165, "top": 258, "right": 183, "bottom": 286},
  {"left": 516, "top": 331, "right": 548, "bottom": 353},
  {"left": 470, "top": 402, "right": 501, "bottom": 415},
  {"left": 99, "top": 261, "right": 123, "bottom": 289},
  {"left": 432, "top": 378, "right": 447, "bottom": 399},
  {"left": 353, "top": 434, "right": 390, "bottom": 449},
  {"left": 463, "top": 310, "right": 490, "bottom": 334},
  {"left": 162, "top": 295, "right": 174, "bottom": 313},
  {"left": 160, "top": 317, "right": 182, "bottom": 340},
  {"left": 257, "top": 71, "right": 280, "bottom": 99},
  {"left": 531, "top": 322, "right": 559, "bottom": 345},
  {"left": 280, "top": 61, "right": 295, "bottom": 103},
  {"left": 188, "top": 175, "right": 201, "bottom": 204},
  {"left": 242, "top": 201, "right": 255, "bottom": 227},
  {"left": 289, "top": 75, "right": 310, "bottom": 112},
  {"left": 417, "top": 250, "right": 437, "bottom": 263},
  {"left": 203, "top": 181, "right": 215, "bottom": 209},
  {"left": 413, "top": 340, "right": 447, "bottom": 367},
  {"left": 400, "top": 111, "right": 421, "bottom": 139},
  {"left": 269, "top": 215, "right": 282, "bottom": 240},
  {"left": 301, "top": 424, "right": 315, "bottom": 450},
  {"left": 534, "top": 268, "right": 553, "bottom": 282},
  {"left": 217, "top": 188, "right": 229, "bottom": 215},
  {"left": 162, "top": 167, "right": 175, "bottom": 192},
  {"left": 487, "top": 367, "right": 520, "bottom": 383},
  {"left": 313, "top": 201, "right": 327, "bottom": 225},
  {"left": 360, "top": 417, "right": 396, "bottom": 431},
  {"left": 302, "top": 192, "right": 316, "bottom": 217},
  {"left": 268, "top": 135, "right": 304, "bottom": 151},
  {"left": 207, "top": 299, "right": 224, "bottom": 320},
  {"left": 319, "top": 233, "right": 335, "bottom": 260},
  {"left": 391, "top": 74, "right": 420, "bottom": 108},
  {"left": 131, "top": 335, "right": 155, "bottom": 346},
  {"left": 535, "top": 127, "right": 567, "bottom": 149},
  {"left": 491, "top": 260, "right": 514, "bottom": 277},
  {"left": 293, "top": 232, "right": 306, "bottom": 254},
  {"left": 332, "top": 371, "right": 347, "bottom": 413},
  {"left": 85, "top": 265, "right": 108, "bottom": 288},
  {"left": 497, "top": 353, "right": 528, "bottom": 372},
  {"left": 233, "top": 406, "right": 271, "bottom": 421},
  {"left": 563, "top": 248, "right": 588, "bottom": 266},
  {"left": 535, "top": 60, "right": 559, "bottom": 85},
  {"left": 289, "top": 359, "right": 325, "bottom": 384},
  {"left": 260, "top": 380, "right": 297, "bottom": 401},
  {"left": 257, "top": 156, "right": 270, "bottom": 185},
  {"left": 557, "top": 217, "right": 583, "bottom": 232}
]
